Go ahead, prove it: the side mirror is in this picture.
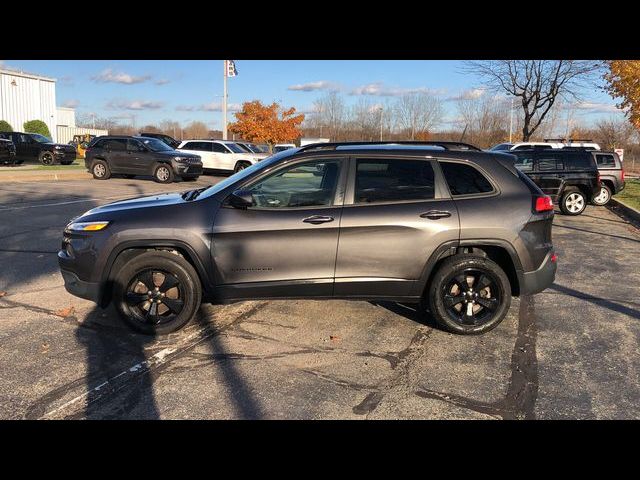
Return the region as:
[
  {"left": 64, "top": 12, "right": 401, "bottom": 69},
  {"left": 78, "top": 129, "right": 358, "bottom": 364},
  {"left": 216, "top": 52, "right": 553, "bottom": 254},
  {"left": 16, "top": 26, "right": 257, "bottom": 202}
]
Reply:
[{"left": 229, "top": 190, "right": 254, "bottom": 209}]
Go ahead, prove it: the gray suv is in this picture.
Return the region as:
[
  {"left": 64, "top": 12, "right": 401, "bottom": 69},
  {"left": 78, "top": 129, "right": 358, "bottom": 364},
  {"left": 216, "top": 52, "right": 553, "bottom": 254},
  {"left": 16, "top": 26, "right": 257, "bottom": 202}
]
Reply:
[
  {"left": 591, "top": 151, "right": 625, "bottom": 206},
  {"left": 58, "top": 141, "right": 557, "bottom": 335}
]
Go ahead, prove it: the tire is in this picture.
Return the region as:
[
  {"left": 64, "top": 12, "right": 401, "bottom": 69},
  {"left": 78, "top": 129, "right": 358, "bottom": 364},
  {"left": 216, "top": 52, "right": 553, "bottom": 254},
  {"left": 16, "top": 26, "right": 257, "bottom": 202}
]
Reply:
[
  {"left": 91, "top": 160, "right": 111, "bottom": 180},
  {"left": 154, "top": 164, "right": 174, "bottom": 183},
  {"left": 39, "top": 151, "right": 55, "bottom": 166},
  {"left": 427, "top": 255, "right": 511, "bottom": 335},
  {"left": 560, "top": 188, "right": 587, "bottom": 215},
  {"left": 113, "top": 251, "right": 202, "bottom": 335},
  {"left": 591, "top": 184, "right": 612, "bottom": 206},
  {"left": 233, "top": 161, "right": 251, "bottom": 173}
]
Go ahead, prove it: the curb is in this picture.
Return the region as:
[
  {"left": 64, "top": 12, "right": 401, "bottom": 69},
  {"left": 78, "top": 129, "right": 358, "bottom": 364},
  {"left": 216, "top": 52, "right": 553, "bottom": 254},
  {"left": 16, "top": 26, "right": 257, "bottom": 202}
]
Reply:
[
  {"left": 608, "top": 198, "right": 640, "bottom": 227},
  {"left": 0, "top": 171, "right": 92, "bottom": 182}
]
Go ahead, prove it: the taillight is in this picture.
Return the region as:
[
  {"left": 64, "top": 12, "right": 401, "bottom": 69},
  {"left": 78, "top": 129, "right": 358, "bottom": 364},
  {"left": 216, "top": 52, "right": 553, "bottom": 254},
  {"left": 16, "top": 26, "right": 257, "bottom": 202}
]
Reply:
[
  {"left": 535, "top": 195, "right": 554, "bottom": 212},
  {"left": 621, "top": 169, "right": 625, "bottom": 181}
]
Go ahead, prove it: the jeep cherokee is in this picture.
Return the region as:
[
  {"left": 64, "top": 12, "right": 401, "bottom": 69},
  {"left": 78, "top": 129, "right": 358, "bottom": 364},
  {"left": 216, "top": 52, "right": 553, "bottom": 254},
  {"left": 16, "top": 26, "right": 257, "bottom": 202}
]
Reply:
[{"left": 59, "top": 141, "right": 557, "bottom": 336}]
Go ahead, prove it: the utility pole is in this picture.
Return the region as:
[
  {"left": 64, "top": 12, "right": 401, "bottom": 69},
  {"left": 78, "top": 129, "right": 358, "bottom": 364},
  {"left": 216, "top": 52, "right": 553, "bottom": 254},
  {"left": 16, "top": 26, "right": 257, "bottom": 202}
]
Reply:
[
  {"left": 509, "top": 96, "right": 514, "bottom": 143},
  {"left": 222, "top": 60, "right": 228, "bottom": 140},
  {"left": 379, "top": 107, "right": 384, "bottom": 141}
]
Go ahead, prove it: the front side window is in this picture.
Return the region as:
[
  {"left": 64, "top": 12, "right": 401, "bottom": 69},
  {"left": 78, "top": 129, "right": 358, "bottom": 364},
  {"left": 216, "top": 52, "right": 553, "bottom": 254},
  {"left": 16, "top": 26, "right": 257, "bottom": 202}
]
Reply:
[
  {"left": 127, "top": 139, "right": 146, "bottom": 152},
  {"left": 440, "top": 162, "right": 494, "bottom": 196},
  {"left": 30, "top": 133, "right": 52, "bottom": 143},
  {"left": 139, "top": 138, "right": 173, "bottom": 152},
  {"left": 104, "top": 139, "right": 127, "bottom": 151},
  {"left": 246, "top": 159, "right": 341, "bottom": 209},
  {"left": 355, "top": 158, "right": 435, "bottom": 204},
  {"left": 212, "top": 143, "right": 229, "bottom": 153}
]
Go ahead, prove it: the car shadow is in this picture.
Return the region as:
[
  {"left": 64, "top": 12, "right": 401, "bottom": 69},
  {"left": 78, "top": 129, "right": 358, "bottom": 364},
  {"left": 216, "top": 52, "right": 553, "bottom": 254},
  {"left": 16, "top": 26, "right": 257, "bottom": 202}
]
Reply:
[
  {"left": 368, "top": 301, "right": 439, "bottom": 329},
  {"left": 548, "top": 283, "right": 640, "bottom": 321},
  {"left": 553, "top": 223, "right": 640, "bottom": 244}
]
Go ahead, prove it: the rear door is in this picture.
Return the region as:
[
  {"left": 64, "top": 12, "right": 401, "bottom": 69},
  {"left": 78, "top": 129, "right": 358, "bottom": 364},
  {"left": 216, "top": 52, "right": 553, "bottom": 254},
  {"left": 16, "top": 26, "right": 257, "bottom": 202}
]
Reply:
[
  {"left": 532, "top": 151, "right": 564, "bottom": 201},
  {"left": 103, "top": 138, "right": 129, "bottom": 172},
  {"left": 126, "top": 139, "right": 151, "bottom": 173},
  {"left": 334, "top": 155, "right": 459, "bottom": 297}
]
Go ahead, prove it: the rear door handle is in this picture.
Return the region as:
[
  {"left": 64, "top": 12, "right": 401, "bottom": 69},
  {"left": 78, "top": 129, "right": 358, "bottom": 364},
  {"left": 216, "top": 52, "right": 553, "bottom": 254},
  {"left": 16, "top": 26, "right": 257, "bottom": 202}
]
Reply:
[
  {"left": 303, "top": 215, "right": 334, "bottom": 225},
  {"left": 420, "top": 210, "right": 452, "bottom": 220}
]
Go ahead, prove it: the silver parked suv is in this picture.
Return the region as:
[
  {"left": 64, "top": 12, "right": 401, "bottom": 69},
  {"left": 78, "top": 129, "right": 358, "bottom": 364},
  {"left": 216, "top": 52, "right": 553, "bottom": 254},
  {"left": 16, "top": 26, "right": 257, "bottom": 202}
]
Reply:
[{"left": 58, "top": 141, "right": 557, "bottom": 336}]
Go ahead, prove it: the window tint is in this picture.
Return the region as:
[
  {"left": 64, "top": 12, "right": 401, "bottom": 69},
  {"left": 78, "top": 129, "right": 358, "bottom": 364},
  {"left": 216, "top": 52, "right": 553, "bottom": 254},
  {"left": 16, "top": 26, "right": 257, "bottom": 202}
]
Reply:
[
  {"left": 440, "top": 162, "right": 493, "bottom": 196},
  {"left": 103, "top": 139, "right": 126, "bottom": 151},
  {"left": 513, "top": 153, "right": 534, "bottom": 172},
  {"left": 355, "top": 159, "right": 435, "bottom": 203},
  {"left": 595, "top": 154, "right": 616, "bottom": 168},
  {"left": 537, "top": 155, "right": 563, "bottom": 171},
  {"left": 127, "top": 139, "right": 145, "bottom": 152},
  {"left": 564, "top": 154, "right": 593, "bottom": 170},
  {"left": 212, "top": 143, "right": 229, "bottom": 153},
  {"left": 246, "top": 159, "right": 341, "bottom": 208},
  {"left": 182, "top": 142, "right": 197, "bottom": 150}
]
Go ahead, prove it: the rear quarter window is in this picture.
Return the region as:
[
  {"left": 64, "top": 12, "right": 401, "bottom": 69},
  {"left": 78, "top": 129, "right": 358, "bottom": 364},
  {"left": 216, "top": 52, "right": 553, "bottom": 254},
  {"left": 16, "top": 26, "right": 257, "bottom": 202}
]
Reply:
[
  {"left": 564, "top": 154, "right": 596, "bottom": 170},
  {"left": 439, "top": 161, "right": 494, "bottom": 196}
]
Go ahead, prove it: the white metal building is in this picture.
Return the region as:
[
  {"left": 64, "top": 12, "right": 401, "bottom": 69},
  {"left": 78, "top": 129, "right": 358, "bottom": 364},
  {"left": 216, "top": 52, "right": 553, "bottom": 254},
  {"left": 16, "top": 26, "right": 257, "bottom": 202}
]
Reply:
[{"left": 0, "top": 68, "right": 58, "bottom": 141}]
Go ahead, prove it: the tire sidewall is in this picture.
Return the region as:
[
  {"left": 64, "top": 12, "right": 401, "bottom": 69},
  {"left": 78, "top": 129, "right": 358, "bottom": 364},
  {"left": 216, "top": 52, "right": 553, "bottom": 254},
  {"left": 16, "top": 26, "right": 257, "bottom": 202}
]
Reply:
[
  {"left": 428, "top": 255, "right": 511, "bottom": 335},
  {"left": 560, "top": 189, "right": 586, "bottom": 215},
  {"left": 113, "top": 251, "right": 201, "bottom": 335},
  {"left": 154, "top": 164, "right": 174, "bottom": 183}
]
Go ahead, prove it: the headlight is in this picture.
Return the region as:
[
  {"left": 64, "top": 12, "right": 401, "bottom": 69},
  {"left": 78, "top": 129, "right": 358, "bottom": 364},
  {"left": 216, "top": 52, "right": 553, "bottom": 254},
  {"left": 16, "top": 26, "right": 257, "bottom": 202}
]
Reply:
[
  {"left": 66, "top": 221, "right": 110, "bottom": 232},
  {"left": 55, "top": 145, "right": 63, "bottom": 149}
]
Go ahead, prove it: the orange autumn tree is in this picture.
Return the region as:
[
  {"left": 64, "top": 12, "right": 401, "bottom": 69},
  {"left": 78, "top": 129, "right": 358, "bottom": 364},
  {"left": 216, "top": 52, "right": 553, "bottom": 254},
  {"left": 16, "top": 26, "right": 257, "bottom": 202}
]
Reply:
[
  {"left": 603, "top": 60, "right": 640, "bottom": 129},
  {"left": 229, "top": 100, "right": 305, "bottom": 153}
]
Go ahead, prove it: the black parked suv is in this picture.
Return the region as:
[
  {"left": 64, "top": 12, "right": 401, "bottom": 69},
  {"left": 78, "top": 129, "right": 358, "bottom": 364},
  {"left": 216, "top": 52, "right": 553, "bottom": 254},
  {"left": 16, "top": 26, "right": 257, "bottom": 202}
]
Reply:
[
  {"left": 508, "top": 148, "right": 600, "bottom": 215},
  {"left": 59, "top": 141, "right": 557, "bottom": 336},
  {"left": 0, "top": 137, "right": 18, "bottom": 165},
  {"left": 84, "top": 136, "right": 203, "bottom": 183},
  {"left": 0, "top": 131, "right": 76, "bottom": 165},
  {"left": 138, "top": 132, "right": 181, "bottom": 149},
  {"left": 591, "top": 151, "right": 625, "bottom": 206}
]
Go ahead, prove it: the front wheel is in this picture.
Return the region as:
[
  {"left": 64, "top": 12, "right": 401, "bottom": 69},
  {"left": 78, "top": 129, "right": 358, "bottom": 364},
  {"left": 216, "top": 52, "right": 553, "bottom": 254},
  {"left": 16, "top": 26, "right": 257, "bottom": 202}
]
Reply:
[
  {"left": 427, "top": 255, "right": 511, "bottom": 335},
  {"left": 560, "top": 189, "right": 586, "bottom": 215},
  {"left": 113, "top": 251, "right": 202, "bottom": 335},
  {"left": 591, "top": 185, "right": 612, "bottom": 206},
  {"left": 39, "top": 151, "right": 55, "bottom": 166},
  {"left": 154, "top": 164, "right": 174, "bottom": 183}
]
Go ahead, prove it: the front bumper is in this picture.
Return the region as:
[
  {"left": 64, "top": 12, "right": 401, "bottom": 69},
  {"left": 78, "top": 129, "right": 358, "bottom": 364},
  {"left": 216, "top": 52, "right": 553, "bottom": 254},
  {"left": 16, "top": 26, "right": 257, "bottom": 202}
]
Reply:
[
  {"left": 54, "top": 150, "right": 77, "bottom": 163},
  {"left": 59, "top": 264, "right": 101, "bottom": 303},
  {"left": 519, "top": 250, "right": 557, "bottom": 295},
  {"left": 175, "top": 163, "right": 203, "bottom": 177}
]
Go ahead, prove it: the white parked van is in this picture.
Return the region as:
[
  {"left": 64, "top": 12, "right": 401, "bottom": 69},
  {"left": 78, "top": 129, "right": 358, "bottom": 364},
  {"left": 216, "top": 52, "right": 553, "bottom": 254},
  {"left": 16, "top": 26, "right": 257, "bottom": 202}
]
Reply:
[{"left": 177, "top": 140, "right": 267, "bottom": 173}]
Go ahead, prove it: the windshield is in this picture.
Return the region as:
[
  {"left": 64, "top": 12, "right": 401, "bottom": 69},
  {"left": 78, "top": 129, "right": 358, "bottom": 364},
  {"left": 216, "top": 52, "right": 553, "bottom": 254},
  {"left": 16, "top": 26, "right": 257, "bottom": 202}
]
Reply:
[
  {"left": 139, "top": 137, "right": 174, "bottom": 152},
  {"left": 225, "top": 142, "right": 247, "bottom": 154},
  {"left": 196, "top": 149, "right": 298, "bottom": 199},
  {"left": 237, "top": 143, "right": 254, "bottom": 153},
  {"left": 30, "top": 134, "right": 52, "bottom": 143},
  {"left": 490, "top": 143, "right": 512, "bottom": 151}
]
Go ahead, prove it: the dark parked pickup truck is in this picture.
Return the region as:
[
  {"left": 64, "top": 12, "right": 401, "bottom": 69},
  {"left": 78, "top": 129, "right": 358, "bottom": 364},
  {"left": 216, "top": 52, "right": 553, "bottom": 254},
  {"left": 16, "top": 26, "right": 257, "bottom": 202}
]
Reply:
[{"left": 0, "top": 132, "right": 77, "bottom": 165}]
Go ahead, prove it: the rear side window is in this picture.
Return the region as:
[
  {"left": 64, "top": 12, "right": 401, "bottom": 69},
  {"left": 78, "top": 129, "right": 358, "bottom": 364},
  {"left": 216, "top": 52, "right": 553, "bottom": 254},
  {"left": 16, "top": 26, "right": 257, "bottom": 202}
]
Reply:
[
  {"left": 212, "top": 143, "right": 229, "bottom": 153},
  {"left": 537, "top": 154, "right": 563, "bottom": 171},
  {"left": 564, "top": 154, "right": 594, "bottom": 170},
  {"left": 103, "top": 139, "right": 126, "bottom": 151},
  {"left": 355, "top": 159, "right": 435, "bottom": 203},
  {"left": 595, "top": 154, "right": 616, "bottom": 168},
  {"left": 440, "top": 162, "right": 494, "bottom": 196}
]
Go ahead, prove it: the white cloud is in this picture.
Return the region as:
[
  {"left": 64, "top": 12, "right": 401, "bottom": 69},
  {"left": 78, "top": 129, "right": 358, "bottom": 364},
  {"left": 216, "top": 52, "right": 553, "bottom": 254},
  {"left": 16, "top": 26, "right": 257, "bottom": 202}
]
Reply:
[
  {"left": 62, "top": 99, "right": 80, "bottom": 108},
  {"left": 155, "top": 78, "right": 170, "bottom": 86},
  {"left": 106, "top": 99, "right": 164, "bottom": 110},
  {"left": 92, "top": 68, "right": 151, "bottom": 85},
  {"left": 350, "top": 82, "right": 446, "bottom": 97},
  {"left": 288, "top": 81, "right": 338, "bottom": 92},
  {"left": 447, "top": 88, "right": 486, "bottom": 101},
  {"left": 177, "top": 102, "right": 241, "bottom": 112},
  {"left": 571, "top": 102, "right": 622, "bottom": 114}
]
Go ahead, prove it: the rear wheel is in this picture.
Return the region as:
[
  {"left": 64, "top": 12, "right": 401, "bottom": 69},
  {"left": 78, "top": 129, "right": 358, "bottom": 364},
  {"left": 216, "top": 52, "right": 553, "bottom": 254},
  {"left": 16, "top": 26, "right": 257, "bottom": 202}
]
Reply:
[
  {"left": 560, "top": 189, "right": 586, "bottom": 215},
  {"left": 39, "top": 151, "right": 55, "bottom": 166},
  {"left": 113, "top": 251, "right": 202, "bottom": 335},
  {"left": 154, "top": 164, "right": 174, "bottom": 183},
  {"left": 591, "top": 184, "right": 612, "bottom": 206},
  {"left": 91, "top": 160, "right": 111, "bottom": 179},
  {"left": 427, "top": 255, "right": 511, "bottom": 335},
  {"left": 234, "top": 161, "right": 251, "bottom": 173}
]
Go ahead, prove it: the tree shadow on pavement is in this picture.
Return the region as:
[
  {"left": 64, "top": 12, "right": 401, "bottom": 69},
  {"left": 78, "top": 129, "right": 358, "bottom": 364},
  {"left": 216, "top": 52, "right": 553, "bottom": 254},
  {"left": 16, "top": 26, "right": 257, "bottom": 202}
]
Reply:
[{"left": 549, "top": 283, "right": 640, "bottom": 321}]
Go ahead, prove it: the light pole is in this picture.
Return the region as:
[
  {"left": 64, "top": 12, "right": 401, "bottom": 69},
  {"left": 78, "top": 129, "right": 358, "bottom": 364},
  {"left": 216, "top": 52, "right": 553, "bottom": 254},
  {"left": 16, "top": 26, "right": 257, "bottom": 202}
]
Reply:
[
  {"left": 378, "top": 106, "right": 384, "bottom": 141},
  {"left": 222, "top": 61, "right": 228, "bottom": 140},
  {"left": 509, "top": 96, "right": 514, "bottom": 143}
]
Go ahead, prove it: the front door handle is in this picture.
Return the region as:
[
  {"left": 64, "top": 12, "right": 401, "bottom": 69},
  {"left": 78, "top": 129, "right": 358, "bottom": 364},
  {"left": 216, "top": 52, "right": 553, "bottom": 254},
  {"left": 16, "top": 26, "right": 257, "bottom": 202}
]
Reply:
[
  {"left": 303, "top": 215, "right": 334, "bottom": 225},
  {"left": 420, "top": 210, "right": 452, "bottom": 220}
]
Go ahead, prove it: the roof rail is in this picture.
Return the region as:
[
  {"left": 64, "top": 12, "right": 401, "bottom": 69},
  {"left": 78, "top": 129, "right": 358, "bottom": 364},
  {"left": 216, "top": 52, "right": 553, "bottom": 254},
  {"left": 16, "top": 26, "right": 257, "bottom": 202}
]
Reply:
[
  {"left": 567, "top": 138, "right": 594, "bottom": 143},
  {"left": 544, "top": 138, "right": 567, "bottom": 143},
  {"left": 296, "top": 140, "right": 482, "bottom": 152}
]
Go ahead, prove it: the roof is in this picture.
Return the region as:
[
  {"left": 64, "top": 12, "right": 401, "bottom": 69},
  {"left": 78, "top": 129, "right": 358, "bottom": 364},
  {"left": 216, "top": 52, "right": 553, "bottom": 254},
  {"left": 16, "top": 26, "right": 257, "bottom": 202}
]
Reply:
[{"left": 0, "top": 68, "right": 56, "bottom": 82}]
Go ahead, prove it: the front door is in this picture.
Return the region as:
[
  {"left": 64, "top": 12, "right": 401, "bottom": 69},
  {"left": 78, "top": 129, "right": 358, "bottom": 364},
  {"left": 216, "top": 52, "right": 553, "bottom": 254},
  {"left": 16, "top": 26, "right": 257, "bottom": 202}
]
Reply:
[
  {"left": 212, "top": 157, "right": 346, "bottom": 299},
  {"left": 126, "top": 139, "right": 152, "bottom": 173},
  {"left": 334, "top": 156, "right": 460, "bottom": 297},
  {"left": 103, "top": 138, "right": 129, "bottom": 173}
]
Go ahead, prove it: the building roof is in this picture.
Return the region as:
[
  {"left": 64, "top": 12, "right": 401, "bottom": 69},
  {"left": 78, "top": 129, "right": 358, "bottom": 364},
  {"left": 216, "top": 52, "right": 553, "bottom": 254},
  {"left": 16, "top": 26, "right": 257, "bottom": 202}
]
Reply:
[{"left": 0, "top": 68, "right": 56, "bottom": 82}]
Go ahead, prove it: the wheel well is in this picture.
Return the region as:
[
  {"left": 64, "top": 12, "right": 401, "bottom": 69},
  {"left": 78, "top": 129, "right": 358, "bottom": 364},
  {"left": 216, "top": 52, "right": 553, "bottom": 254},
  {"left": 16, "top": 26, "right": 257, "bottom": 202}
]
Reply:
[
  {"left": 563, "top": 184, "right": 590, "bottom": 199},
  {"left": 600, "top": 179, "right": 614, "bottom": 191},
  {"left": 100, "top": 246, "right": 206, "bottom": 307},
  {"left": 425, "top": 245, "right": 520, "bottom": 297}
]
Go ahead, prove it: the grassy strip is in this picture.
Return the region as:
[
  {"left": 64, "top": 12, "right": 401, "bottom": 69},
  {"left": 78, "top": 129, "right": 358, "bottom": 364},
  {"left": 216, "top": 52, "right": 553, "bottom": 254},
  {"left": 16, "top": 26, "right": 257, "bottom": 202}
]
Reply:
[{"left": 615, "top": 178, "right": 640, "bottom": 210}]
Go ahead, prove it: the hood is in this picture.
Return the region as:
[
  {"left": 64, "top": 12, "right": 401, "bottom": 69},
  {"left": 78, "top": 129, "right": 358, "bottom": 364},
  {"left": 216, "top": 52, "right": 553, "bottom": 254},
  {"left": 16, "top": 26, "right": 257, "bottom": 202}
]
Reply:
[
  {"left": 155, "top": 149, "right": 200, "bottom": 159},
  {"left": 43, "top": 142, "right": 75, "bottom": 151},
  {"left": 82, "top": 190, "right": 203, "bottom": 217}
]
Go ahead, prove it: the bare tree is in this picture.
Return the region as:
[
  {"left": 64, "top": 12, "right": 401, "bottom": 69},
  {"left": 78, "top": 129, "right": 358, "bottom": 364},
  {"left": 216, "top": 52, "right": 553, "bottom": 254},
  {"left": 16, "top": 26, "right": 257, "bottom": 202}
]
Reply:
[
  {"left": 594, "top": 118, "right": 637, "bottom": 150},
  {"left": 394, "top": 92, "right": 443, "bottom": 140},
  {"left": 313, "top": 92, "right": 346, "bottom": 140},
  {"left": 456, "top": 94, "right": 508, "bottom": 148},
  {"left": 349, "top": 98, "right": 379, "bottom": 141},
  {"left": 464, "top": 60, "right": 601, "bottom": 141},
  {"left": 182, "top": 121, "right": 209, "bottom": 139}
]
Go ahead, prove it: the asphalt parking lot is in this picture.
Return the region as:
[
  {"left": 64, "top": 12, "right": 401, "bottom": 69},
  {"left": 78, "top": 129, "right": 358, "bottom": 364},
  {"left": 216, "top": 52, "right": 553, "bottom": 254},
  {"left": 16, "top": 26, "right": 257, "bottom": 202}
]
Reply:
[{"left": 0, "top": 175, "right": 639, "bottom": 419}]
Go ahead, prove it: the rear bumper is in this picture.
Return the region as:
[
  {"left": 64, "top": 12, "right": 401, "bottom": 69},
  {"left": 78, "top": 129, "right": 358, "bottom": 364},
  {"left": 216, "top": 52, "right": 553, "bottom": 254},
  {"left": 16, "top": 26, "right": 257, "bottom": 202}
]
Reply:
[{"left": 519, "top": 251, "right": 557, "bottom": 295}]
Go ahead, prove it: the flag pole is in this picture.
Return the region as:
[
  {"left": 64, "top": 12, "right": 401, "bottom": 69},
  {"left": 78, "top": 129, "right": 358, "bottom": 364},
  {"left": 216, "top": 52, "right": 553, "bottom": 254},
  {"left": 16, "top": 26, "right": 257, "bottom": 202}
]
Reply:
[{"left": 223, "top": 60, "right": 228, "bottom": 140}]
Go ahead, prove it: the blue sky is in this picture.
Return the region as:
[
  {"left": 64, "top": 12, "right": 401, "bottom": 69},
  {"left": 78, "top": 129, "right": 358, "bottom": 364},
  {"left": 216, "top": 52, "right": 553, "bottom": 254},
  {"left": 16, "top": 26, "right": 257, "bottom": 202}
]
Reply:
[{"left": 0, "top": 60, "right": 623, "bottom": 130}]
